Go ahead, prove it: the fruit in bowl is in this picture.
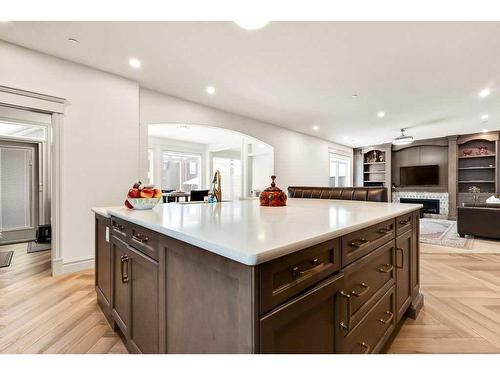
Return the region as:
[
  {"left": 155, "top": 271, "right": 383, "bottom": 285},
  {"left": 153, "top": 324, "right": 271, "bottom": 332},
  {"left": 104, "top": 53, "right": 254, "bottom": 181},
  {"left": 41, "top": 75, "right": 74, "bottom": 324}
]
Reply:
[{"left": 125, "top": 181, "right": 162, "bottom": 210}]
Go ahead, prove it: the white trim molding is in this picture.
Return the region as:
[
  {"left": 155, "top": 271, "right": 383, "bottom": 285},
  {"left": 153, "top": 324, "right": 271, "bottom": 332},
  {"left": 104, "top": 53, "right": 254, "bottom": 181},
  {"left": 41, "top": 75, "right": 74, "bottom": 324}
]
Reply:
[{"left": 52, "top": 256, "right": 95, "bottom": 276}]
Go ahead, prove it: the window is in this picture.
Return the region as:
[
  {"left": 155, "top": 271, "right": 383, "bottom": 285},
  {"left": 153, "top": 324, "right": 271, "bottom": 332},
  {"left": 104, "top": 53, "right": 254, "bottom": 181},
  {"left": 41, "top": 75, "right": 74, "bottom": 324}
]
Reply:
[
  {"left": 329, "top": 153, "right": 351, "bottom": 187},
  {"left": 161, "top": 152, "right": 201, "bottom": 192},
  {"left": 212, "top": 157, "right": 241, "bottom": 201}
]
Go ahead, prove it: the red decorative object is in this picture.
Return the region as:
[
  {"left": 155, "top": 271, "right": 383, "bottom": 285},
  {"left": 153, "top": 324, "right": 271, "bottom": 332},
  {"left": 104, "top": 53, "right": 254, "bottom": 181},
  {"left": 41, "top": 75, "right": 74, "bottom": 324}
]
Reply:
[
  {"left": 477, "top": 146, "right": 488, "bottom": 155},
  {"left": 259, "top": 176, "right": 287, "bottom": 206},
  {"left": 462, "top": 149, "right": 473, "bottom": 156}
]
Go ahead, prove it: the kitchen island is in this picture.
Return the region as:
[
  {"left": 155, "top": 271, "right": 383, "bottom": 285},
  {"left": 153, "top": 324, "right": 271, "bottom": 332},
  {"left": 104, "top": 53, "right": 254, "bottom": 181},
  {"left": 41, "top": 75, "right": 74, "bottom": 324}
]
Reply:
[{"left": 93, "top": 198, "right": 423, "bottom": 354}]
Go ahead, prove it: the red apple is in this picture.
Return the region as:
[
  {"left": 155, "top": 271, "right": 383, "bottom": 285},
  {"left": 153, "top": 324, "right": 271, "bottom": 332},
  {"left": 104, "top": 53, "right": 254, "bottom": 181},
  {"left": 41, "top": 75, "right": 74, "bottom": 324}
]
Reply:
[
  {"left": 127, "top": 188, "right": 140, "bottom": 198},
  {"left": 153, "top": 188, "right": 162, "bottom": 198},
  {"left": 124, "top": 199, "right": 133, "bottom": 209},
  {"left": 140, "top": 188, "right": 155, "bottom": 198}
]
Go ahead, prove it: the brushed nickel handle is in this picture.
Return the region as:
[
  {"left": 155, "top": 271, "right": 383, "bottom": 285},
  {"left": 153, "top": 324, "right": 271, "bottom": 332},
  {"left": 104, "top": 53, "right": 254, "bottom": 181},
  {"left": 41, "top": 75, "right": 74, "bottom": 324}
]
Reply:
[
  {"left": 120, "top": 255, "right": 129, "bottom": 283},
  {"left": 378, "top": 263, "right": 394, "bottom": 273},
  {"left": 132, "top": 233, "right": 149, "bottom": 243},
  {"left": 351, "top": 282, "right": 371, "bottom": 297},
  {"left": 399, "top": 219, "right": 410, "bottom": 225},
  {"left": 339, "top": 291, "right": 352, "bottom": 332},
  {"left": 292, "top": 258, "right": 323, "bottom": 279},
  {"left": 349, "top": 238, "right": 369, "bottom": 248},
  {"left": 396, "top": 247, "right": 404, "bottom": 268},
  {"left": 358, "top": 341, "right": 371, "bottom": 354},
  {"left": 378, "top": 310, "right": 394, "bottom": 325}
]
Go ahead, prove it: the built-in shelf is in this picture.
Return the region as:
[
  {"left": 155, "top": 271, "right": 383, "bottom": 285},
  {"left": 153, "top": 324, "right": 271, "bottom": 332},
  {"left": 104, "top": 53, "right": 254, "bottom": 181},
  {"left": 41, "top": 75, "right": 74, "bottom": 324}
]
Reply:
[
  {"left": 458, "top": 180, "right": 495, "bottom": 183},
  {"left": 364, "top": 171, "right": 385, "bottom": 174},
  {"left": 458, "top": 153, "right": 496, "bottom": 159},
  {"left": 458, "top": 166, "right": 495, "bottom": 170},
  {"left": 363, "top": 162, "right": 386, "bottom": 165}
]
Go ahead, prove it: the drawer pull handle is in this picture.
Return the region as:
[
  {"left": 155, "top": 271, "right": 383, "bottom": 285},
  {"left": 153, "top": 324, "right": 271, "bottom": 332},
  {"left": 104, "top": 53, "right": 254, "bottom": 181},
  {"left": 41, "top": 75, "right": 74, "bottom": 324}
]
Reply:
[
  {"left": 120, "top": 255, "right": 129, "bottom": 283},
  {"left": 378, "top": 311, "right": 394, "bottom": 325},
  {"left": 292, "top": 258, "right": 323, "bottom": 279},
  {"left": 378, "top": 227, "right": 392, "bottom": 234},
  {"left": 357, "top": 341, "right": 371, "bottom": 354},
  {"left": 112, "top": 223, "right": 125, "bottom": 231},
  {"left": 399, "top": 219, "right": 410, "bottom": 225},
  {"left": 378, "top": 263, "right": 394, "bottom": 273},
  {"left": 349, "top": 238, "right": 369, "bottom": 248},
  {"left": 351, "top": 282, "right": 371, "bottom": 297},
  {"left": 396, "top": 247, "right": 404, "bottom": 268},
  {"left": 132, "top": 233, "right": 149, "bottom": 243},
  {"left": 339, "top": 291, "right": 352, "bottom": 333}
]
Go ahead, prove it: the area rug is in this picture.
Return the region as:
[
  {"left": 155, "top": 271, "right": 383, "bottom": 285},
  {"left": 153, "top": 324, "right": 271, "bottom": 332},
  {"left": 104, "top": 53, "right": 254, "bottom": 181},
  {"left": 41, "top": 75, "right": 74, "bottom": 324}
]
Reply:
[
  {"left": 420, "top": 218, "right": 474, "bottom": 250},
  {"left": 0, "top": 251, "right": 14, "bottom": 268}
]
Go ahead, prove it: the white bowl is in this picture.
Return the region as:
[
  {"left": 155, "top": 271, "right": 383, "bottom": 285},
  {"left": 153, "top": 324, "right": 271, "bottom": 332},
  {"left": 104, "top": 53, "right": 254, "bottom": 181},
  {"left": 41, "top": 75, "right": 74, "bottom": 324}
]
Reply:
[{"left": 127, "top": 197, "right": 161, "bottom": 210}]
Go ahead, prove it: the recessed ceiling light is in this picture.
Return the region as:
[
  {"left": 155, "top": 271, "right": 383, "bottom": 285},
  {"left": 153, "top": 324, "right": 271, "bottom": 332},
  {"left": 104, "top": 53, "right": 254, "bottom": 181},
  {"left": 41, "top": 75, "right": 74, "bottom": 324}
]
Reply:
[
  {"left": 482, "top": 128, "right": 489, "bottom": 133},
  {"left": 351, "top": 94, "right": 359, "bottom": 98},
  {"left": 206, "top": 86, "right": 216, "bottom": 95},
  {"left": 177, "top": 124, "right": 190, "bottom": 130},
  {"left": 479, "top": 88, "right": 491, "bottom": 98},
  {"left": 312, "top": 125, "right": 319, "bottom": 131},
  {"left": 68, "top": 37, "right": 79, "bottom": 44},
  {"left": 481, "top": 114, "right": 489, "bottom": 122},
  {"left": 377, "top": 111, "right": 385, "bottom": 118},
  {"left": 234, "top": 20, "right": 269, "bottom": 30},
  {"left": 129, "top": 58, "right": 141, "bottom": 69}
]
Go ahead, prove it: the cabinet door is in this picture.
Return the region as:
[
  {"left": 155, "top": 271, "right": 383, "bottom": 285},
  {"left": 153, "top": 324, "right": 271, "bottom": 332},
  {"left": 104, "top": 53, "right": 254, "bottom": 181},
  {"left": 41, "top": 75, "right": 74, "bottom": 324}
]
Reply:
[
  {"left": 129, "top": 247, "right": 159, "bottom": 354},
  {"left": 111, "top": 237, "right": 131, "bottom": 337},
  {"left": 395, "top": 230, "right": 412, "bottom": 322},
  {"left": 95, "top": 216, "right": 112, "bottom": 308},
  {"left": 260, "top": 274, "right": 344, "bottom": 354}
]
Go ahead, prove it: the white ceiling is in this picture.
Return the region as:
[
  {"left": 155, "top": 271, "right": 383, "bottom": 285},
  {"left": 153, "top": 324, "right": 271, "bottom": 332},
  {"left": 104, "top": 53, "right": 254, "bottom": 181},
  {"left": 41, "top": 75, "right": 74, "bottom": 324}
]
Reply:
[{"left": 1, "top": 21, "right": 500, "bottom": 147}]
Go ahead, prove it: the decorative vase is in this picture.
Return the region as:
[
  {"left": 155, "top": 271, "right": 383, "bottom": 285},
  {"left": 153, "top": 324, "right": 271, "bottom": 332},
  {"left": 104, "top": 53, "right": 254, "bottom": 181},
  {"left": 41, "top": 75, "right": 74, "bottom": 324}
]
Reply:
[{"left": 259, "top": 176, "right": 287, "bottom": 206}]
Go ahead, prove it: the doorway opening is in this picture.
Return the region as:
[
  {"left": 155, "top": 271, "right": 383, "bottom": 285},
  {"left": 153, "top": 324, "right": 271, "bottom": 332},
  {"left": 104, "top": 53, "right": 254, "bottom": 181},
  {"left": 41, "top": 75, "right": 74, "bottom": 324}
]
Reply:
[
  {"left": 147, "top": 123, "right": 274, "bottom": 202},
  {"left": 0, "top": 107, "right": 52, "bottom": 269}
]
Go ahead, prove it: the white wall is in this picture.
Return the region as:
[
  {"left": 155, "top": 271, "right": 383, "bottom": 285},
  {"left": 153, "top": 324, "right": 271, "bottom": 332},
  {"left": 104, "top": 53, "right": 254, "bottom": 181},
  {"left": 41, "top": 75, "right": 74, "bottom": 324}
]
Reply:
[
  {"left": 0, "top": 41, "right": 139, "bottom": 273},
  {"left": 0, "top": 41, "right": 353, "bottom": 275},
  {"left": 139, "top": 89, "right": 353, "bottom": 190}
]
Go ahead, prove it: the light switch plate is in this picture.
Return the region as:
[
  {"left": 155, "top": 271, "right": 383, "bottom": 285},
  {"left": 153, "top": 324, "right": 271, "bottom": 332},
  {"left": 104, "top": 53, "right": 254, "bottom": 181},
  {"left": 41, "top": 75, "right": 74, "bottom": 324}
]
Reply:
[{"left": 105, "top": 226, "right": 110, "bottom": 243}]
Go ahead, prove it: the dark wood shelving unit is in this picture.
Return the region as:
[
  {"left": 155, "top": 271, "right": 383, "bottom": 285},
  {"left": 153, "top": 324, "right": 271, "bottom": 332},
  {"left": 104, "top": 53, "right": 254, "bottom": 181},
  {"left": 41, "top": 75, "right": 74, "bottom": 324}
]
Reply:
[
  {"left": 363, "top": 150, "right": 387, "bottom": 187},
  {"left": 457, "top": 134, "right": 499, "bottom": 205}
]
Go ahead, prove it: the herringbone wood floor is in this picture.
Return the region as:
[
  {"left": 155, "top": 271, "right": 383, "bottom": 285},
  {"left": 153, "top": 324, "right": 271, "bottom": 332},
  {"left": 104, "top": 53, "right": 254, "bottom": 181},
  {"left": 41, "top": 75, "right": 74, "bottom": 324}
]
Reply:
[
  {"left": 1, "top": 239, "right": 500, "bottom": 354},
  {"left": 0, "top": 243, "right": 127, "bottom": 354}
]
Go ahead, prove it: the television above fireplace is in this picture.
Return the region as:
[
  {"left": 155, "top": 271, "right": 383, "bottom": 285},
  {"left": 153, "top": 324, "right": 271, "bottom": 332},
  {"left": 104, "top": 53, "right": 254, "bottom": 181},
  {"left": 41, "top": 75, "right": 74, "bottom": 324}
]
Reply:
[{"left": 400, "top": 165, "right": 439, "bottom": 186}]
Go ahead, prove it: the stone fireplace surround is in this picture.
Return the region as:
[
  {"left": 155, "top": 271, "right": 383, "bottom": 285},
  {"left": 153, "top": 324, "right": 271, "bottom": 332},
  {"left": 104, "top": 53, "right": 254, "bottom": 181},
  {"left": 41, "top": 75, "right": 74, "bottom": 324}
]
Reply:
[{"left": 392, "top": 191, "right": 449, "bottom": 217}]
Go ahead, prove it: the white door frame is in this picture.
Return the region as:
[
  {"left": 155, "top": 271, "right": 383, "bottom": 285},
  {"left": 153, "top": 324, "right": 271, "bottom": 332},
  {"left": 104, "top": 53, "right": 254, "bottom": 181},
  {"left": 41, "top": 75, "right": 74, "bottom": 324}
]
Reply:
[{"left": 0, "top": 85, "right": 66, "bottom": 276}]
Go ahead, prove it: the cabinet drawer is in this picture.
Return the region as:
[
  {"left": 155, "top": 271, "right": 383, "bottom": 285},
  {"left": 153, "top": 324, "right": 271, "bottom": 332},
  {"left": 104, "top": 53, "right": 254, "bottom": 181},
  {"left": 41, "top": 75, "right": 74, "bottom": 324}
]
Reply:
[
  {"left": 110, "top": 217, "right": 159, "bottom": 262},
  {"left": 341, "top": 219, "right": 395, "bottom": 266},
  {"left": 337, "top": 286, "right": 395, "bottom": 354},
  {"left": 396, "top": 213, "right": 413, "bottom": 235},
  {"left": 110, "top": 217, "right": 129, "bottom": 241},
  {"left": 259, "top": 238, "right": 341, "bottom": 314},
  {"left": 127, "top": 223, "right": 159, "bottom": 262},
  {"left": 341, "top": 240, "right": 396, "bottom": 329}
]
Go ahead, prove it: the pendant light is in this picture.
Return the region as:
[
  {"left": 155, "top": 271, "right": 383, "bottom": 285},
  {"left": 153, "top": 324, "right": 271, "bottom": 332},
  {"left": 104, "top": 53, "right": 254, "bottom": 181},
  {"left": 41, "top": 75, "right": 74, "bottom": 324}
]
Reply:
[{"left": 392, "top": 128, "right": 414, "bottom": 145}]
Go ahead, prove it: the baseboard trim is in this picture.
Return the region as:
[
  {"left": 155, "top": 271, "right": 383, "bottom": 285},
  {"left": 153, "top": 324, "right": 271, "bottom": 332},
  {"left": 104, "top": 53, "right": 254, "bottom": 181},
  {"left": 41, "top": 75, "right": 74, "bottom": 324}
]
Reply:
[{"left": 52, "top": 256, "right": 94, "bottom": 276}]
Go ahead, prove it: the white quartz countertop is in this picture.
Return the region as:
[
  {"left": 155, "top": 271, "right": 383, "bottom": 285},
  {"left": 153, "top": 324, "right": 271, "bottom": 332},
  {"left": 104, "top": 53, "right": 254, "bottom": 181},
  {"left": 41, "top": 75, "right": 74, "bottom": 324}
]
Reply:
[{"left": 92, "top": 199, "right": 422, "bottom": 266}]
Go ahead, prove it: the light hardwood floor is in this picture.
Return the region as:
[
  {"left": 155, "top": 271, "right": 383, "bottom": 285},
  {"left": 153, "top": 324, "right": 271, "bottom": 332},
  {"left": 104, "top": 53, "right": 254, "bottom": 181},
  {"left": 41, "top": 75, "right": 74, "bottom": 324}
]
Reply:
[
  {"left": 1, "top": 238, "right": 500, "bottom": 354},
  {"left": 0, "top": 243, "right": 127, "bottom": 354}
]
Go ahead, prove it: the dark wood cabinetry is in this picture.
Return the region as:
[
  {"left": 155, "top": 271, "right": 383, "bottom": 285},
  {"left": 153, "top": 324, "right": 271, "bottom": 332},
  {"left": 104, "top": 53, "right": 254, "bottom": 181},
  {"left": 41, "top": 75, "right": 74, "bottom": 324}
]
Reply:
[
  {"left": 95, "top": 208, "right": 422, "bottom": 354},
  {"left": 95, "top": 214, "right": 113, "bottom": 326},
  {"left": 109, "top": 222, "right": 161, "bottom": 354},
  {"left": 260, "top": 274, "right": 344, "bottom": 354},
  {"left": 395, "top": 229, "right": 412, "bottom": 322}
]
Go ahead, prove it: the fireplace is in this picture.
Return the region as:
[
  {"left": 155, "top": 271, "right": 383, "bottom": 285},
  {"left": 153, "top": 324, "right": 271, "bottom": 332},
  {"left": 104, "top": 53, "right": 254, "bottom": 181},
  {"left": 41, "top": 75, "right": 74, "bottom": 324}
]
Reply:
[{"left": 400, "top": 198, "right": 440, "bottom": 217}]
